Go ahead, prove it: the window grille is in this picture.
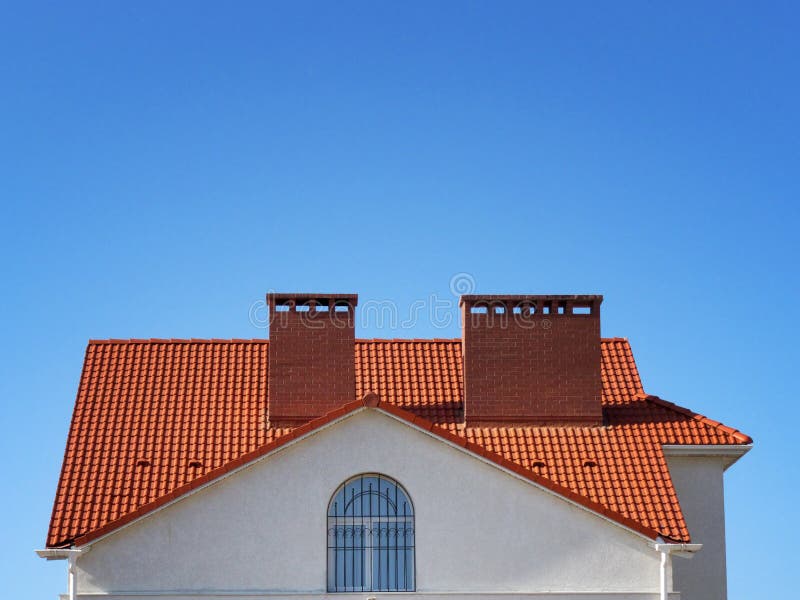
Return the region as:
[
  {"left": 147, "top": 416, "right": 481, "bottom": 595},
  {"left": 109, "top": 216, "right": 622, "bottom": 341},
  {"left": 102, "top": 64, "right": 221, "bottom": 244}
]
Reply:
[{"left": 327, "top": 474, "right": 415, "bottom": 592}]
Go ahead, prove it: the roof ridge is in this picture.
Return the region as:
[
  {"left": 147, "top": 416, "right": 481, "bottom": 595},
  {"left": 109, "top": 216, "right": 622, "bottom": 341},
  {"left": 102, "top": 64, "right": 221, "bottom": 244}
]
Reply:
[
  {"left": 355, "top": 338, "right": 461, "bottom": 343},
  {"left": 89, "top": 337, "right": 628, "bottom": 344},
  {"left": 88, "top": 338, "right": 269, "bottom": 344},
  {"left": 638, "top": 393, "right": 753, "bottom": 444}
]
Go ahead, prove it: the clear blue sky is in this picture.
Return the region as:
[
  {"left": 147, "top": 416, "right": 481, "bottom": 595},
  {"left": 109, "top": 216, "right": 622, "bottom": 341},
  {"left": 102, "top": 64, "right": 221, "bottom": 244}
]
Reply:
[{"left": 1, "top": 2, "right": 797, "bottom": 597}]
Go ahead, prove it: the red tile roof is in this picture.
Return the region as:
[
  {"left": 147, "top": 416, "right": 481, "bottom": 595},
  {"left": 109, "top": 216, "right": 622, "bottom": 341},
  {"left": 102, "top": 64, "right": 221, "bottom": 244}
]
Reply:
[
  {"left": 355, "top": 339, "right": 464, "bottom": 422},
  {"left": 46, "top": 338, "right": 751, "bottom": 548}
]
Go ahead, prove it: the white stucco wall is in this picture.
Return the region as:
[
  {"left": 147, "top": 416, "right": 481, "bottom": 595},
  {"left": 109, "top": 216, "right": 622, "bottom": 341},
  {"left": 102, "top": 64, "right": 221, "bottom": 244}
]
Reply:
[
  {"left": 73, "top": 408, "right": 668, "bottom": 598},
  {"left": 664, "top": 453, "right": 729, "bottom": 600}
]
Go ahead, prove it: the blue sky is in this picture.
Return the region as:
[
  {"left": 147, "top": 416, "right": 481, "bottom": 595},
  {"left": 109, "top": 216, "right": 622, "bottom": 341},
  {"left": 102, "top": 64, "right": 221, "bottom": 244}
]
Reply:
[{"left": 1, "top": 1, "right": 797, "bottom": 597}]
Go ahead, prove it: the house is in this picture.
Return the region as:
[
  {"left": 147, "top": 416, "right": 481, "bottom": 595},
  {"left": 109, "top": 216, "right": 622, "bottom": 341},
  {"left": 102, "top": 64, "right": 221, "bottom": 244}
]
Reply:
[{"left": 38, "top": 292, "right": 751, "bottom": 600}]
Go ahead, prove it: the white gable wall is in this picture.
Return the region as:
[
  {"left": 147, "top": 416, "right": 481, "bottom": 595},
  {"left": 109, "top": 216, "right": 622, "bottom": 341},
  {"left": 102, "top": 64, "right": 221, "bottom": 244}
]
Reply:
[
  {"left": 664, "top": 453, "right": 730, "bottom": 600},
  {"left": 75, "top": 409, "right": 667, "bottom": 598}
]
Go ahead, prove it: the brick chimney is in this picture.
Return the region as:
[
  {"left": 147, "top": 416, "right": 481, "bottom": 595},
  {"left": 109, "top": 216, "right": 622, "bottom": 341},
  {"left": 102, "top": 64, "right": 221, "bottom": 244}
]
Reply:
[
  {"left": 267, "top": 293, "right": 358, "bottom": 427},
  {"left": 460, "top": 294, "right": 603, "bottom": 427}
]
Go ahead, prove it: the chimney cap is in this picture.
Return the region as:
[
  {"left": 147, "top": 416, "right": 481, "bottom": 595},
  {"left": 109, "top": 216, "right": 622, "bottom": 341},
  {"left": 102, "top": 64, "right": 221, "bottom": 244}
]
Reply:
[
  {"left": 459, "top": 294, "right": 602, "bottom": 306},
  {"left": 267, "top": 292, "right": 358, "bottom": 308}
]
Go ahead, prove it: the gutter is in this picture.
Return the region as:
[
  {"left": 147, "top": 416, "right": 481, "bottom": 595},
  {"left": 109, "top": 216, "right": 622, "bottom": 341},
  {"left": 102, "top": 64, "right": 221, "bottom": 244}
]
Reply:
[
  {"left": 653, "top": 542, "right": 703, "bottom": 600},
  {"left": 35, "top": 548, "right": 85, "bottom": 600}
]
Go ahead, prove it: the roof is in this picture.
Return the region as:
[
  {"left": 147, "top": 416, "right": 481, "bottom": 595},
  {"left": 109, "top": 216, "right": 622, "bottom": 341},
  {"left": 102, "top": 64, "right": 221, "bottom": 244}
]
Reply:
[{"left": 46, "top": 338, "right": 751, "bottom": 548}]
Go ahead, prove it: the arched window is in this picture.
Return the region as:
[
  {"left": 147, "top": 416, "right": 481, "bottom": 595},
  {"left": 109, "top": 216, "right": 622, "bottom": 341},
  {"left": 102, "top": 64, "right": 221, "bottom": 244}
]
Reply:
[{"left": 327, "top": 474, "right": 415, "bottom": 592}]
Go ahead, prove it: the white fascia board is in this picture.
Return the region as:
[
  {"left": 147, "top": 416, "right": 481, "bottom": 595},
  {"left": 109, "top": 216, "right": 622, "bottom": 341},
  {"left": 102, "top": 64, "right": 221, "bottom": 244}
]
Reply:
[
  {"left": 653, "top": 542, "right": 703, "bottom": 559},
  {"left": 661, "top": 444, "right": 752, "bottom": 470},
  {"left": 52, "top": 592, "right": 686, "bottom": 598},
  {"left": 35, "top": 548, "right": 83, "bottom": 561}
]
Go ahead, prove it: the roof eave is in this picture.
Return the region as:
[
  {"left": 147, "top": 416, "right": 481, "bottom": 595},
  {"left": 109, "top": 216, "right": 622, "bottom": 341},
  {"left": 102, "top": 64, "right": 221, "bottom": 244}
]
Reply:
[
  {"left": 662, "top": 443, "right": 753, "bottom": 470},
  {"left": 35, "top": 547, "right": 83, "bottom": 561}
]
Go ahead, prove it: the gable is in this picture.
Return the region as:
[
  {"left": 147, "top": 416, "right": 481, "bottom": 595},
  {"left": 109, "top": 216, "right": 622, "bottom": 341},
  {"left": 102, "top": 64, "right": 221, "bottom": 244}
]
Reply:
[
  {"left": 47, "top": 338, "right": 751, "bottom": 548},
  {"left": 76, "top": 409, "right": 662, "bottom": 595}
]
